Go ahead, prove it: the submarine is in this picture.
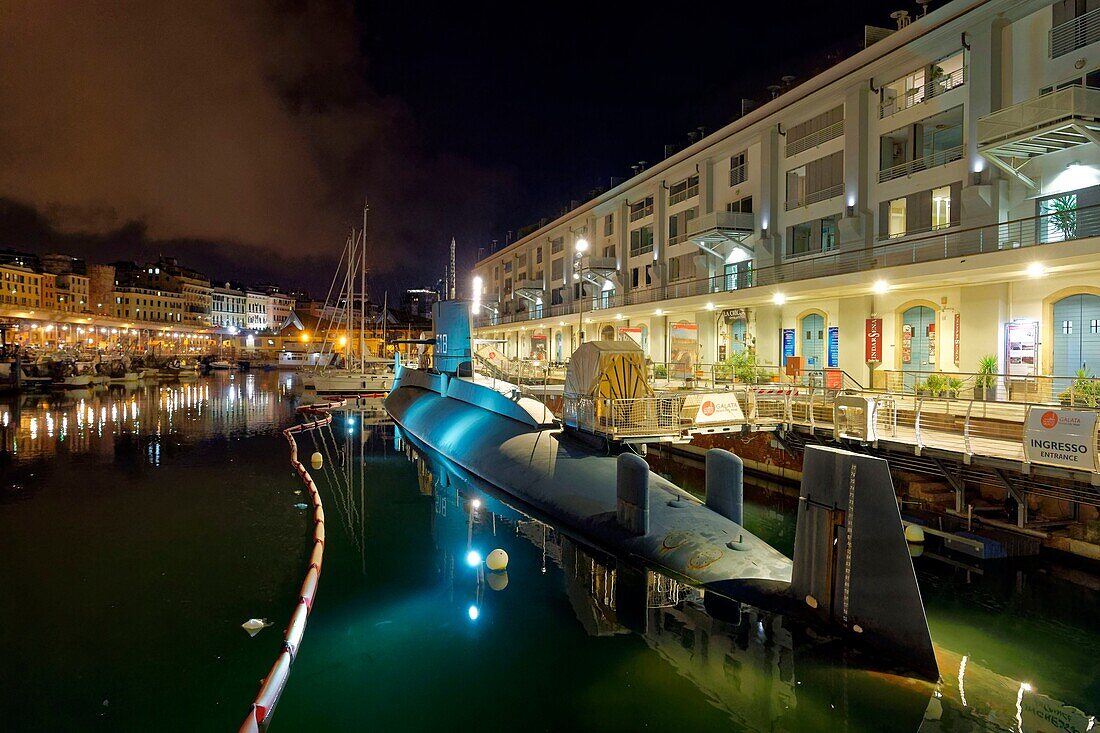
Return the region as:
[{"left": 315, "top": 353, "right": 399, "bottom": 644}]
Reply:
[{"left": 384, "top": 300, "right": 939, "bottom": 680}]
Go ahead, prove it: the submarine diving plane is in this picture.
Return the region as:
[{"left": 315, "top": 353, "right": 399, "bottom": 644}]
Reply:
[{"left": 384, "top": 300, "right": 939, "bottom": 680}]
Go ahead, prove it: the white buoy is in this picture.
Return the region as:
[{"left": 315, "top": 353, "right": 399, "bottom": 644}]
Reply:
[
  {"left": 904, "top": 524, "right": 926, "bottom": 544},
  {"left": 486, "top": 548, "right": 509, "bottom": 572},
  {"left": 310, "top": 452, "right": 323, "bottom": 470},
  {"left": 241, "top": 618, "right": 272, "bottom": 637}
]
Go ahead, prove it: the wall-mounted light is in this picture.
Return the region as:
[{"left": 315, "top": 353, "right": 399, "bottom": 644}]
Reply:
[{"left": 772, "top": 292, "right": 786, "bottom": 305}]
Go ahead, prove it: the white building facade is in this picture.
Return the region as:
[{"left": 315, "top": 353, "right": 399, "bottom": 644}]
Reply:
[
  {"left": 211, "top": 285, "right": 247, "bottom": 331},
  {"left": 472, "top": 0, "right": 1100, "bottom": 390}
]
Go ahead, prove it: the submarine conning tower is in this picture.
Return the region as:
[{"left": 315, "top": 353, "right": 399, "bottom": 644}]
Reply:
[{"left": 431, "top": 300, "right": 474, "bottom": 377}]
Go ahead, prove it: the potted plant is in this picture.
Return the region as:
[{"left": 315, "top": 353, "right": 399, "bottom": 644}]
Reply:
[
  {"left": 945, "top": 376, "right": 963, "bottom": 399},
  {"left": 653, "top": 363, "right": 668, "bottom": 379},
  {"left": 914, "top": 379, "right": 929, "bottom": 397},
  {"left": 974, "top": 355, "right": 997, "bottom": 401},
  {"left": 925, "top": 373, "right": 947, "bottom": 398},
  {"left": 1059, "top": 368, "right": 1099, "bottom": 407}
]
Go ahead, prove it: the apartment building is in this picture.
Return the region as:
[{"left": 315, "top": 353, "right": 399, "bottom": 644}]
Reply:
[
  {"left": 245, "top": 289, "right": 273, "bottom": 331},
  {"left": 472, "top": 0, "right": 1100, "bottom": 388},
  {"left": 259, "top": 285, "right": 296, "bottom": 330},
  {"left": 211, "top": 283, "right": 247, "bottom": 331},
  {"left": 0, "top": 263, "right": 42, "bottom": 309},
  {"left": 148, "top": 258, "right": 213, "bottom": 328},
  {"left": 110, "top": 286, "right": 185, "bottom": 323}
]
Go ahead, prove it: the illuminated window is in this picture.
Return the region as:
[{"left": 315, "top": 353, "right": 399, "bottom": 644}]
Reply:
[
  {"left": 888, "top": 198, "right": 907, "bottom": 238},
  {"left": 931, "top": 186, "right": 951, "bottom": 229}
]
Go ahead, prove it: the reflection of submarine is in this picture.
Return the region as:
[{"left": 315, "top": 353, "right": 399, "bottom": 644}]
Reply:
[{"left": 385, "top": 301, "right": 939, "bottom": 679}]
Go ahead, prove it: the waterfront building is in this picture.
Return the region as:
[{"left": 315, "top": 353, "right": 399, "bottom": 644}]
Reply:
[
  {"left": 259, "top": 285, "right": 296, "bottom": 330},
  {"left": 110, "top": 285, "right": 185, "bottom": 324},
  {"left": 471, "top": 0, "right": 1100, "bottom": 389},
  {"left": 55, "top": 273, "right": 89, "bottom": 312},
  {"left": 0, "top": 263, "right": 42, "bottom": 309},
  {"left": 150, "top": 258, "right": 213, "bottom": 328},
  {"left": 211, "top": 283, "right": 247, "bottom": 331},
  {"left": 245, "top": 289, "right": 273, "bottom": 331}
]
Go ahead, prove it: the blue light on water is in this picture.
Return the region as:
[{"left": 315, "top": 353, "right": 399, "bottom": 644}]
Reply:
[
  {"left": 465, "top": 550, "right": 482, "bottom": 567},
  {"left": 467, "top": 605, "right": 480, "bottom": 621}
]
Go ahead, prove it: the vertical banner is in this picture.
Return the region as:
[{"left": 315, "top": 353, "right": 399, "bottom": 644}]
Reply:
[
  {"left": 927, "top": 322, "right": 936, "bottom": 361},
  {"left": 827, "top": 326, "right": 839, "bottom": 368},
  {"left": 781, "top": 328, "right": 796, "bottom": 366},
  {"left": 953, "top": 312, "right": 961, "bottom": 366},
  {"left": 865, "top": 318, "right": 882, "bottom": 363},
  {"left": 1006, "top": 320, "right": 1038, "bottom": 378},
  {"left": 902, "top": 324, "right": 913, "bottom": 364}
]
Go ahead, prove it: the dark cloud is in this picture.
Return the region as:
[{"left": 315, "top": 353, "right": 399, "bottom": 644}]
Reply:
[{"left": 0, "top": 1, "right": 512, "bottom": 294}]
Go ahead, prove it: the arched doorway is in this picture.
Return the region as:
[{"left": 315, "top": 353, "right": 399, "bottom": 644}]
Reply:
[
  {"left": 1053, "top": 293, "right": 1100, "bottom": 379},
  {"left": 801, "top": 313, "right": 825, "bottom": 369},
  {"left": 600, "top": 325, "right": 615, "bottom": 341},
  {"left": 901, "top": 305, "right": 936, "bottom": 386}
]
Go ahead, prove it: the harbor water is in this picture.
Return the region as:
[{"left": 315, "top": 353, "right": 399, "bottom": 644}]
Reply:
[{"left": 1, "top": 372, "right": 1097, "bottom": 731}]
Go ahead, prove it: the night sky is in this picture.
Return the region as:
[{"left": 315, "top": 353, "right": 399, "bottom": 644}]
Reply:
[{"left": 0, "top": 0, "right": 917, "bottom": 299}]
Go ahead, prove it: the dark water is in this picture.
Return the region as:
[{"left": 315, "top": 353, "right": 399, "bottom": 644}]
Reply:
[{"left": 1, "top": 376, "right": 1098, "bottom": 731}]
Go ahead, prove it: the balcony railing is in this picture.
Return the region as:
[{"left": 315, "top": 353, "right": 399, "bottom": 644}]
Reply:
[
  {"left": 729, "top": 163, "right": 747, "bottom": 186},
  {"left": 977, "top": 86, "right": 1100, "bottom": 147},
  {"left": 785, "top": 120, "right": 844, "bottom": 157},
  {"left": 1050, "top": 7, "right": 1100, "bottom": 58},
  {"left": 629, "top": 203, "right": 654, "bottom": 222},
  {"left": 475, "top": 203, "right": 1100, "bottom": 328},
  {"left": 879, "top": 66, "right": 968, "bottom": 119},
  {"left": 785, "top": 182, "right": 844, "bottom": 211},
  {"left": 878, "top": 144, "right": 963, "bottom": 183},
  {"left": 668, "top": 183, "right": 699, "bottom": 206}
]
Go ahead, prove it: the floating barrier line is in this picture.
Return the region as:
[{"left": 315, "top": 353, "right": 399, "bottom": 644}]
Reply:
[{"left": 239, "top": 399, "right": 345, "bottom": 733}]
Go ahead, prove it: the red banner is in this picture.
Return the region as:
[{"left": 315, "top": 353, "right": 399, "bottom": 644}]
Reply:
[
  {"left": 865, "top": 318, "right": 882, "bottom": 363},
  {"left": 927, "top": 322, "right": 936, "bottom": 361}
]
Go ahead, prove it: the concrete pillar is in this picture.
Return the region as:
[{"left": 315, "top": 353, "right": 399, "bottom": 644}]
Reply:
[
  {"left": 755, "top": 305, "right": 781, "bottom": 367},
  {"left": 618, "top": 200, "right": 631, "bottom": 296},
  {"left": 838, "top": 294, "right": 874, "bottom": 385},
  {"left": 651, "top": 315, "right": 669, "bottom": 364},
  {"left": 758, "top": 126, "right": 782, "bottom": 267},
  {"left": 960, "top": 282, "right": 1008, "bottom": 375},
  {"left": 840, "top": 83, "right": 871, "bottom": 252},
  {"left": 698, "top": 309, "right": 718, "bottom": 365},
  {"left": 699, "top": 157, "right": 715, "bottom": 216},
  {"left": 653, "top": 181, "right": 668, "bottom": 291}
]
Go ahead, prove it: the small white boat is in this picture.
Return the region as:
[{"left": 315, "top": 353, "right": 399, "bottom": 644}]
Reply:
[
  {"left": 209, "top": 359, "right": 233, "bottom": 370},
  {"left": 305, "top": 369, "right": 394, "bottom": 395}
]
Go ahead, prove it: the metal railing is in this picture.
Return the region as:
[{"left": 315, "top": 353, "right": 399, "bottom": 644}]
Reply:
[
  {"left": 629, "top": 203, "right": 654, "bottom": 222},
  {"left": 877, "top": 369, "right": 1100, "bottom": 407},
  {"left": 729, "top": 163, "right": 747, "bottom": 186},
  {"left": 785, "top": 120, "right": 844, "bottom": 157},
  {"left": 1050, "top": 7, "right": 1100, "bottom": 58},
  {"left": 978, "top": 86, "right": 1100, "bottom": 146},
  {"left": 785, "top": 183, "right": 844, "bottom": 211},
  {"left": 668, "top": 183, "right": 699, "bottom": 206},
  {"left": 879, "top": 66, "right": 968, "bottom": 119},
  {"left": 476, "top": 203, "right": 1100, "bottom": 328},
  {"left": 878, "top": 143, "right": 964, "bottom": 183}
]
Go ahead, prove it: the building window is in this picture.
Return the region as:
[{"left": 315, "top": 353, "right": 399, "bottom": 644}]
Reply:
[
  {"left": 1039, "top": 194, "right": 1078, "bottom": 243},
  {"left": 603, "top": 245, "right": 615, "bottom": 259},
  {"left": 668, "top": 175, "right": 699, "bottom": 206},
  {"left": 785, "top": 150, "right": 843, "bottom": 209},
  {"left": 789, "top": 221, "right": 814, "bottom": 257},
  {"left": 1064, "top": 320, "right": 1073, "bottom": 335},
  {"left": 821, "top": 214, "right": 839, "bottom": 251},
  {"left": 629, "top": 226, "right": 654, "bottom": 257},
  {"left": 551, "top": 237, "right": 564, "bottom": 254},
  {"left": 604, "top": 214, "right": 614, "bottom": 237},
  {"left": 727, "top": 196, "right": 753, "bottom": 214},
  {"left": 629, "top": 197, "right": 654, "bottom": 222},
  {"left": 1092, "top": 319, "right": 1100, "bottom": 334},
  {"left": 932, "top": 186, "right": 951, "bottom": 229},
  {"left": 503, "top": 261, "right": 512, "bottom": 273},
  {"left": 551, "top": 258, "right": 564, "bottom": 281},
  {"left": 535, "top": 248, "right": 543, "bottom": 264},
  {"left": 729, "top": 151, "right": 747, "bottom": 186},
  {"left": 888, "top": 198, "right": 907, "bottom": 238}
]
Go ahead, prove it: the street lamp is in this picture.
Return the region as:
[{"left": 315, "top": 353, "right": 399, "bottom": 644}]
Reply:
[{"left": 574, "top": 238, "right": 589, "bottom": 347}]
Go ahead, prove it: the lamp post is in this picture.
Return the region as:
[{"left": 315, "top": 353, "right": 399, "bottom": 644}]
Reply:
[{"left": 573, "top": 237, "right": 589, "bottom": 349}]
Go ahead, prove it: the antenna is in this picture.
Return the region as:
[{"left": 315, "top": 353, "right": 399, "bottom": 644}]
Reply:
[
  {"left": 767, "top": 84, "right": 781, "bottom": 99},
  {"left": 890, "top": 9, "right": 911, "bottom": 29},
  {"left": 916, "top": 0, "right": 929, "bottom": 17},
  {"left": 449, "top": 237, "right": 456, "bottom": 301}
]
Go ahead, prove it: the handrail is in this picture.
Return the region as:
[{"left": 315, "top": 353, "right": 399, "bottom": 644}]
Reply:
[
  {"left": 1050, "top": 6, "right": 1100, "bottom": 58},
  {"left": 878, "top": 143, "right": 964, "bottom": 183},
  {"left": 239, "top": 398, "right": 345, "bottom": 733},
  {"left": 879, "top": 66, "right": 967, "bottom": 119},
  {"left": 786, "top": 119, "right": 844, "bottom": 157},
  {"left": 477, "top": 202, "right": 1100, "bottom": 329}
]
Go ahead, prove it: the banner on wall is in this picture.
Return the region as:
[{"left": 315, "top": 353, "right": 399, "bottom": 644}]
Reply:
[
  {"left": 927, "top": 322, "right": 936, "bottom": 361},
  {"left": 1024, "top": 407, "right": 1098, "bottom": 471},
  {"left": 781, "top": 328, "right": 796, "bottom": 365},
  {"left": 670, "top": 321, "right": 699, "bottom": 379},
  {"left": 827, "top": 326, "right": 839, "bottom": 368},
  {"left": 901, "top": 324, "right": 913, "bottom": 364},
  {"left": 953, "top": 312, "right": 961, "bottom": 366},
  {"left": 529, "top": 334, "right": 547, "bottom": 360},
  {"left": 865, "top": 318, "right": 882, "bottom": 363}
]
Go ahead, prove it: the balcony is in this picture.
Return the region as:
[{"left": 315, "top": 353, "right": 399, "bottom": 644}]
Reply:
[
  {"left": 878, "top": 144, "right": 964, "bottom": 183},
  {"left": 475, "top": 203, "right": 1100, "bottom": 329},
  {"left": 978, "top": 87, "right": 1100, "bottom": 188},
  {"left": 576, "top": 255, "right": 617, "bottom": 287},
  {"left": 629, "top": 202, "right": 654, "bottom": 222},
  {"left": 1050, "top": 7, "right": 1100, "bottom": 58},
  {"left": 686, "top": 211, "right": 755, "bottom": 259},
  {"left": 785, "top": 183, "right": 844, "bottom": 211},
  {"left": 786, "top": 120, "right": 844, "bottom": 157},
  {"left": 513, "top": 279, "right": 545, "bottom": 303},
  {"left": 879, "top": 66, "right": 967, "bottom": 119}
]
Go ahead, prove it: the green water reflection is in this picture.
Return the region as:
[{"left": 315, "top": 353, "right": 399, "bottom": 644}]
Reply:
[{"left": 1, "top": 382, "right": 1097, "bottom": 731}]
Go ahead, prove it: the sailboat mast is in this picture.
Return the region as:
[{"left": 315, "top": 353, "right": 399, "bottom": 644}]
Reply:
[
  {"left": 346, "top": 227, "right": 354, "bottom": 369},
  {"left": 361, "top": 200, "right": 368, "bottom": 370}
]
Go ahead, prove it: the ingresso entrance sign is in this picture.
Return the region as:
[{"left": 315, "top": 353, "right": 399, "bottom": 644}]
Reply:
[{"left": 1023, "top": 407, "right": 1099, "bottom": 472}]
